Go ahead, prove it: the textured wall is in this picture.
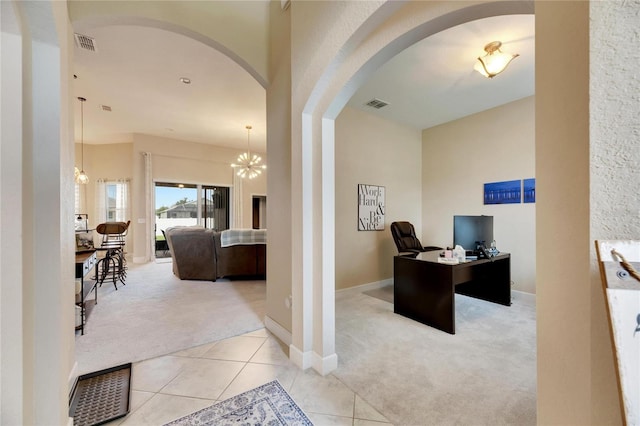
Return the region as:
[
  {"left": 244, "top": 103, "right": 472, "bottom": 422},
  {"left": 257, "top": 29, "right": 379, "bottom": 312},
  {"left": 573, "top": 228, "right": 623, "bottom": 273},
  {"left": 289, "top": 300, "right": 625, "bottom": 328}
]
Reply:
[
  {"left": 590, "top": 1, "right": 640, "bottom": 238},
  {"left": 590, "top": 1, "right": 640, "bottom": 424}
]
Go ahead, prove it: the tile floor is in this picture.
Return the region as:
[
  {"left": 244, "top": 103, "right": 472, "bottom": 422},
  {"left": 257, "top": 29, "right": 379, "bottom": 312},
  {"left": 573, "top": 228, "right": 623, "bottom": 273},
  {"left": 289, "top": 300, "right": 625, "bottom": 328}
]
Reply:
[{"left": 106, "top": 328, "right": 393, "bottom": 426}]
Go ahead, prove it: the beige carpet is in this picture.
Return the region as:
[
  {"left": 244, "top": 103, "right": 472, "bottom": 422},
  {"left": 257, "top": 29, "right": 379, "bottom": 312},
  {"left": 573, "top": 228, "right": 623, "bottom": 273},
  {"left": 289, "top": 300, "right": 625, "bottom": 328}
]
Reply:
[
  {"left": 335, "top": 286, "right": 537, "bottom": 425},
  {"left": 76, "top": 261, "right": 537, "bottom": 425},
  {"left": 75, "top": 261, "right": 266, "bottom": 374}
]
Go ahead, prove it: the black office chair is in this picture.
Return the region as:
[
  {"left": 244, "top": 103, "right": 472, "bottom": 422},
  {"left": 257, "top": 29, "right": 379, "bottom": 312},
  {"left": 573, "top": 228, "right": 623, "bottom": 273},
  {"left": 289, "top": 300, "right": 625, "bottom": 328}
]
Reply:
[{"left": 390, "top": 221, "right": 442, "bottom": 255}]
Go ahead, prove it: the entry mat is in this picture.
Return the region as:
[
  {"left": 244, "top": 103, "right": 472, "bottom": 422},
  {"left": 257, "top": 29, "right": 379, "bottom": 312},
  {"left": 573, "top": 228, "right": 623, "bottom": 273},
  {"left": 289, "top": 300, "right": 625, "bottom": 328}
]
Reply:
[{"left": 69, "top": 363, "right": 132, "bottom": 426}]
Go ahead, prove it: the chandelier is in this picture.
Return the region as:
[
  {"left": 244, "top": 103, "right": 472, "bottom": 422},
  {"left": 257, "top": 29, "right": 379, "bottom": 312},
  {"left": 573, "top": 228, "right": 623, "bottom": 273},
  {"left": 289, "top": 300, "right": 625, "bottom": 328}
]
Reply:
[
  {"left": 474, "top": 41, "right": 519, "bottom": 78},
  {"left": 231, "top": 125, "right": 266, "bottom": 179},
  {"left": 75, "top": 96, "right": 89, "bottom": 184}
]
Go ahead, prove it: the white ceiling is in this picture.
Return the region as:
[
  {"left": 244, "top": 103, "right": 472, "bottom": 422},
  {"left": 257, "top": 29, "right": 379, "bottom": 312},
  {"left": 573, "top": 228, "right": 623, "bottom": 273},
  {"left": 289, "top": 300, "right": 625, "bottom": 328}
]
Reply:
[
  {"left": 73, "top": 14, "right": 534, "bottom": 151},
  {"left": 73, "top": 24, "right": 267, "bottom": 150},
  {"left": 347, "top": 14, "right": 535, "bottom": 129}
]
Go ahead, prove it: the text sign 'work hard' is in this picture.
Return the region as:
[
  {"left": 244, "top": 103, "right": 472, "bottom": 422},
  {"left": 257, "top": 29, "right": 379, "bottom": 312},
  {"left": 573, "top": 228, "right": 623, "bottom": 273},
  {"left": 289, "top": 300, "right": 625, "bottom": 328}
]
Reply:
[{"left": 358, "top": 184, "right": 385, "bottom": 231}]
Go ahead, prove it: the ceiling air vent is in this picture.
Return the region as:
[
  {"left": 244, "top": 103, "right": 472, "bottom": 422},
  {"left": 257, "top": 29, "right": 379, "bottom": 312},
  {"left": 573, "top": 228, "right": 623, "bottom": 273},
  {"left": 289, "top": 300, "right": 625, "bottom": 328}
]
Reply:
[
  {"left": 101, "top": 105, "right": 112, "bottom": 112},
  {"left": 365, "top": 98, "right": 389, "bottom": 109},
  {"left": 74, "top": 33, "right": 97, "bottom": 52}
]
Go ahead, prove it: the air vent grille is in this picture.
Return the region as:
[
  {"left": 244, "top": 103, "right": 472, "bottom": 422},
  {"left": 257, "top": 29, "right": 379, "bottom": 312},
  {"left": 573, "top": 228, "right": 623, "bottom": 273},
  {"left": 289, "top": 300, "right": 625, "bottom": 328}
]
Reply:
[
  {"left": 74, "top": 33, "right": 96, "bottom": 52},
  {"left": 365, "top": 98, "right": 389, "bottom": 109},
  {"left": 101, "top": 105, "right": 112, "bottom": 112}
]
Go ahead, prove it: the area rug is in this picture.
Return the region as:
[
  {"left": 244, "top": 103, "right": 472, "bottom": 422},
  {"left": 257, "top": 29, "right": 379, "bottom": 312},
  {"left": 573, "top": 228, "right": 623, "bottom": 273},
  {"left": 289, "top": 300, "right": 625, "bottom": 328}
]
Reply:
[{"left": 164, "top": 380, "right": 312, "bottom": 426}]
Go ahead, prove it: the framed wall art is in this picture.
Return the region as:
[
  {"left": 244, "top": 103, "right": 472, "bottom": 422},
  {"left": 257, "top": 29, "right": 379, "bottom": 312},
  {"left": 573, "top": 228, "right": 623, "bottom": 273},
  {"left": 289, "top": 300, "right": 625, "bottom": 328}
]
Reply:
[
  {"left": 358, "top": 184, "right": 385, "bottom": 231},
  {"left": 523, "top": 178, "right": 536, "bottom": 203},
  {"left": 75, "top": 231, "right": 95, "bottom": 252},
  {"left": 483, "top": 180, "right": 522, "bottom": 205}
]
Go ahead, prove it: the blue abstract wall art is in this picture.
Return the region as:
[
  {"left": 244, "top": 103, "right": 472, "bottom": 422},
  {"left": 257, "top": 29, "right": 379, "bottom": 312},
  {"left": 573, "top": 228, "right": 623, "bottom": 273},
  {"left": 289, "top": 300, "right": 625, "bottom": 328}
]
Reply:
[
  {"left": 484, "top": 180, "right": 522, "bottom": 204},
  {"left": 523, "top": 178, "right": 536, "bottom": 203}
]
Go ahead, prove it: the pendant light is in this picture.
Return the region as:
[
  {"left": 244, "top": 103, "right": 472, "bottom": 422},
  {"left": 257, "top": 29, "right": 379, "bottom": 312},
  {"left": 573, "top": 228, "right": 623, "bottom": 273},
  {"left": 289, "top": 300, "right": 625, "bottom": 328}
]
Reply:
[
  {"left": 75, "top": 96, "right": 89, "bottom": 184},
  {"left": 231, "top": 125, "right": 266, "bottom": 179},
  {"left": 474, "top": 41, "right": 519, "bottom": 78}
]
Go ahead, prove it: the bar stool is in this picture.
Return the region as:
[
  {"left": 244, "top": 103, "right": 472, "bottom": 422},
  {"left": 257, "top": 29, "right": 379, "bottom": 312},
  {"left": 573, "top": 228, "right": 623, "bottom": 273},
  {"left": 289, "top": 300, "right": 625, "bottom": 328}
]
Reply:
[{"left": 95, "top": 221, "right": 130, "bottom": 290}]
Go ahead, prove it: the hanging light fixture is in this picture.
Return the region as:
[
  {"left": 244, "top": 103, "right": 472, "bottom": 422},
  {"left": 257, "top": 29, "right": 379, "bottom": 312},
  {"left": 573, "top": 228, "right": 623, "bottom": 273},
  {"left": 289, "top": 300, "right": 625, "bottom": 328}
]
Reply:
[
  {"left": 474, "top": 41, "right": 519, "bottom": 78},
  {"left": 231, "top": 125, "right": 266, "bottom": 179},
  {"left": 75, "top": 96, "right": 89, "bottom": 184}
]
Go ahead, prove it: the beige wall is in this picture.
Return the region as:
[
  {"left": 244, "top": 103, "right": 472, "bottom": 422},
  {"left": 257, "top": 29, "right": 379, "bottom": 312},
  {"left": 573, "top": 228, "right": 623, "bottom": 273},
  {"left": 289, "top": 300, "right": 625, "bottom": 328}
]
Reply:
[
  {"left": 422, "top": 96, "right": 536, "bottom": 294},
  {"left": 4, "top": 0, "right": 636, "bottom": 423},
  {"left": 535, "top": 1, "right": 617, "bottom": 423},
  {"left": 132, "top": 134, "right": 266, "bottom": 261},
  {"left": 265, "top": 0, "right": 292, "bottom": 332},
  {"left": 135, "top": 133, "right": 266, "bottom": 229},
  {"left": 589, "top": 1, "right": 640, "bottom": 424},
  {"left": 1, "top": 14, "right": 25, "bottom": 424},
  {"left": 75, "top": 142, "right": 133, "bottom": 226},
  {"left": 335, "top": 106, "right": 422, "bottom": 290},
  {"left": 0, "top": 1, "right": 76, "bottom": 423},
  {"left": 78, "top": 135, "right": 265, "bottom": 261}
]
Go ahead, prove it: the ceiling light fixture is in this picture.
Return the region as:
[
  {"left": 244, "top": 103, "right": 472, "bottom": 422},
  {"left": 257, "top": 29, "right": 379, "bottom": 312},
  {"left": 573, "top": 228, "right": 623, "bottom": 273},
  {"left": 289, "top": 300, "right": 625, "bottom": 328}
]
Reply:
[
  {"left": 75, "top": 97, "right": 89, "bottom": 184},
  {"left": 474, "top": 41, "right": 519, "bottom": 78},
  {"left": 180, "top": 77, "right": 191, "bottom": 84},
  {"left": 231, "top": 125, "right": 266, "bottom": 179}
]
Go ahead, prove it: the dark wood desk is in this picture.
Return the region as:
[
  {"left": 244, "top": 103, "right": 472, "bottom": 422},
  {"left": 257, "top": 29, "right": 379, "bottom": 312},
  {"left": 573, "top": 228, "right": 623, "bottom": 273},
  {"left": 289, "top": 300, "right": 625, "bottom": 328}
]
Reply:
[
  {"left": 393, "top": 251, "right": 511, "bottom": 334},
  {"left": 75, "top": 250, "right": 97, "bottom": 335}
]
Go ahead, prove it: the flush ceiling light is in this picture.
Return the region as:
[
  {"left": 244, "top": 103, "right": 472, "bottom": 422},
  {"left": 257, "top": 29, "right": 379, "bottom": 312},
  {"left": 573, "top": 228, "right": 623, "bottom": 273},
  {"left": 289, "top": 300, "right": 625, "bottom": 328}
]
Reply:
[
  {"left": 231, "top": 125, "right": 266, "bottom": 179},
  {"left": 75, "top": 97, "right": 89, "bottom": 184},
  {"left": 474, "top": 41, "right": 519, "bottom": 78}
]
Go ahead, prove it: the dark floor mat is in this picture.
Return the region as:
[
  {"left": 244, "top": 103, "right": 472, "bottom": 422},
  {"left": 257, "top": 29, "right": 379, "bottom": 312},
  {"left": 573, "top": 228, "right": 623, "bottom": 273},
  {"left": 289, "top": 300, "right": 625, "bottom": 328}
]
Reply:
[{"left": 69, "top": 363, "right": 132, "bottom": 426}]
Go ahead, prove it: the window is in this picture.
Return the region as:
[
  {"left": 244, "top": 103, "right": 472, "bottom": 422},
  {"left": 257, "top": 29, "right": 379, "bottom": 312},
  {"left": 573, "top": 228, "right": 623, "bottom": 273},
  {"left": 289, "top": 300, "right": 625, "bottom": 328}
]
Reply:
[{"left": 97, "top": 179, "right": 130, "bottom": 223}]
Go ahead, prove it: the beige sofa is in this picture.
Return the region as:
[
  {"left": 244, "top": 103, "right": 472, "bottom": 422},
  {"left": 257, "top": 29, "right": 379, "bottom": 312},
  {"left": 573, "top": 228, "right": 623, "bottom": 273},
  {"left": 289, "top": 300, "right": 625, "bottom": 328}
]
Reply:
[{"left": 164, "top": 227, "right": 266, "bottom": 281}]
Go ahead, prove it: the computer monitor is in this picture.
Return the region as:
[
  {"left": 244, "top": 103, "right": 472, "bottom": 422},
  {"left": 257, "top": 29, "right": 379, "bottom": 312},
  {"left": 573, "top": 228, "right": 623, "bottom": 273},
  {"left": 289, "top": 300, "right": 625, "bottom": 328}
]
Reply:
[{"left": 453, "top": 215, "right": 493, "bottom": 252}]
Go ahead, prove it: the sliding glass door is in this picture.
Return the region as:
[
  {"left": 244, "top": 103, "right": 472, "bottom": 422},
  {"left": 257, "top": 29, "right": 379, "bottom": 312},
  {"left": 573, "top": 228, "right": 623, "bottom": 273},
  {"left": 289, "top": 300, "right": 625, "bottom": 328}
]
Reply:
[
  {"left": 203, "top": 185, "right": 229, "bottom": 231},
  {"left": 154, "top": 182, "right": 230, "bottom": 258}
]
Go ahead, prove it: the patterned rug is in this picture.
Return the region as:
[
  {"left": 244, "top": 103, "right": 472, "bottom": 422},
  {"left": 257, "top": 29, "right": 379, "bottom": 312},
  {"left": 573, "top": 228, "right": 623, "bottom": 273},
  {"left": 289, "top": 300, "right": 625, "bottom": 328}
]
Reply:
[{"left": 164, "top": 380, "right": 313, "bottom": 426}]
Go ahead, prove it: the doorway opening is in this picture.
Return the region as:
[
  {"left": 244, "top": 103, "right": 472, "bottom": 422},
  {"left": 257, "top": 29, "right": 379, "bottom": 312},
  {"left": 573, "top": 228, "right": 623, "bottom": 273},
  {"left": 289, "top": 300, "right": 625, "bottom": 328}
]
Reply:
[
  {"left": 154, "top": 182, "right": 231, "bottom": 258},
  {"left": 252, "top": 195, "right": 267, "bottom": 229}
]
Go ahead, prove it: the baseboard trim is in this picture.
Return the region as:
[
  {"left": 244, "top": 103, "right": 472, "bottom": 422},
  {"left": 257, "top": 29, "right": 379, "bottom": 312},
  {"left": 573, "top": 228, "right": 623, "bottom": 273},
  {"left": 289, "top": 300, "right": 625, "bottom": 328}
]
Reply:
[
  {"left": 512, "top": 289, "right": 536, "bottom": 304},
  {"left": 312, "top": 351, "right": 338, "bottom": 376},
  {"left": 264, "top": 315, "right": 292, "bottom": 346},
  {"left": 289, "top": 344, "right": 312, "bottom": 370},
  {"left": 67, "top": 361, "right": 78, "bottom": 426},
  {"left": 133, "top": 256, "right": 147, "bottom": 264},
  {"left": 336, "top": 278, "right": 392, "bottom": 298},
  {"left": 68, "top": 361, "right": 78, "bottom": 394}
]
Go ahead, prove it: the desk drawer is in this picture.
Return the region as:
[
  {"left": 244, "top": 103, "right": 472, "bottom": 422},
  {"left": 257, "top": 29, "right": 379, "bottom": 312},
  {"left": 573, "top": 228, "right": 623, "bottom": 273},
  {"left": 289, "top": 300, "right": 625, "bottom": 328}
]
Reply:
[{"left": 76, "top": 252, "right": 97, "bottom": 278}]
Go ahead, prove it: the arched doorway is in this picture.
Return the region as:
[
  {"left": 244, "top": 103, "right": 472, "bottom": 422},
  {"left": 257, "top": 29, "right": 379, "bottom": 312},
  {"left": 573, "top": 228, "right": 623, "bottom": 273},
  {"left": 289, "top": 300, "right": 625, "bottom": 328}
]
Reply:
[{"left": 290, "top": 0, "right": 534, "bottom": 374}]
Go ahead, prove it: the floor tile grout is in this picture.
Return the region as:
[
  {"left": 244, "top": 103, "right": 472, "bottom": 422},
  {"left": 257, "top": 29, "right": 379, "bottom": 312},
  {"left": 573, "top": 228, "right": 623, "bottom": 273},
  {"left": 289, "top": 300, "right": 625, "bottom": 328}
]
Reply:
[{"left": 121, "top": 329, "right": 393, "bottom": 425}]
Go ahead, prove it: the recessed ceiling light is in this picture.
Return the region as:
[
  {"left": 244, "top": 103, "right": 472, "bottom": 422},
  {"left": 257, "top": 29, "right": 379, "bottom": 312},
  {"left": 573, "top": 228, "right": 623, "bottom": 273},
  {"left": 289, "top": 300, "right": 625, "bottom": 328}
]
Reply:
[{"left": 180, "top": 77, "right": 191, "bottom": 84}]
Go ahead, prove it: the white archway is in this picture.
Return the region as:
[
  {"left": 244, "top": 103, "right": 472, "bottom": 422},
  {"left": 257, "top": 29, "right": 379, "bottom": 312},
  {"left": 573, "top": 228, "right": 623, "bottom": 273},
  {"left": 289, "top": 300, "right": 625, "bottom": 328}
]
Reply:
[{"left": 292, "top": 0, "right": 534, "bottom": 375}]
